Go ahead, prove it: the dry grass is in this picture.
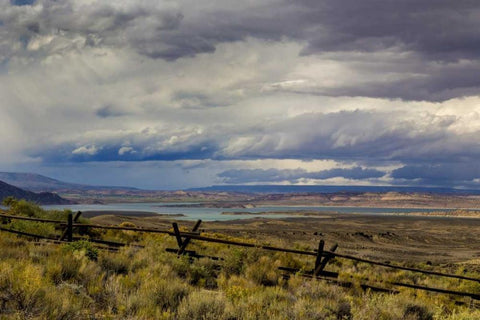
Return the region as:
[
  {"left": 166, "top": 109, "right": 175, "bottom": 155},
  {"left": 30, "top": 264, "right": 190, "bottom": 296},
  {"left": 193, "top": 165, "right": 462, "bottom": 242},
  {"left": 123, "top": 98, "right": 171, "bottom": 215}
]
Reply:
[{"left": 1, "top": 200, "right": 480, "bottom": 319}]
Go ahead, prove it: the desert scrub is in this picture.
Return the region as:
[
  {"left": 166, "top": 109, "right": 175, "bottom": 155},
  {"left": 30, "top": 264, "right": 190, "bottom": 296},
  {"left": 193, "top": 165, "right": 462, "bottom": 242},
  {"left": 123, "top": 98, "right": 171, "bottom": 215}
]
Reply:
[
  {"left": 188, "top": 258, "right": 219, "bottom": 288},
  {"left": 46, "top": 251, "right": 85, "bottom": 284},
  {"left": 225, "top": 286, "right": 296, "bottom": 320},
  {"left": 45, "top": 247, "right": 101, "bottom": 289},
  {"left": 8, "top": 219, "right": 57, "bottom": 238},
  {"left": 0, "top": 260, "right": 47, "bottom": 316},
  {"left": 102, "top": 272, "right": 190, "bottom": 318},
  {"left": 99, "top": 250, "right": 132, "bottom": 275},
  {"left": 0, "top": 259, "right": 91, "bottom": 319},
  {"left": 245, "top": 255, "right": 282, "bottom": 286},
  {"left": 103, "top": 222, "right": 142, "bottom": 243},
  {"left": 42, "top": 283, "right": 93, "bottom": 320},
  {"left": 1, "top": 198, "right": 80, "bottom": 238},
  {"left": 1, "top": 220, "right": 480, "bottom": 318},
  {"left": 169, "top": 255, "right": 219, "bottom": 288},
  {"left": 222, "top": 247, "right": 248, "bottom": 275},
  {"left": 0, "top": 235, "right": 29, "bottom": 260},
  {"left": 350, "top": 292, "right": 433, "bottom": 320},
  {"left": 63, "top": 240, "right": 99, "bottom": 261},
  {"left": 138, "top": 277, "right": 190, "bottom": 316},
  {"left": 289, "top": 276, "right": 345, "bottom": 301},
  {"left": 2, "top": 197, "right": 71, "bottom": 220},
  {"left": 177, "top": 290, "right": 226, "bottom": 320}
]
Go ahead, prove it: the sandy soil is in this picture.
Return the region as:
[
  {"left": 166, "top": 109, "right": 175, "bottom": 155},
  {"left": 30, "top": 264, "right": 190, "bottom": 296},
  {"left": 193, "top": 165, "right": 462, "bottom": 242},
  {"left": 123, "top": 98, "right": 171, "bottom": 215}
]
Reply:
[{"left": 89, "top": 212, "right": 480, "bottom": 267}]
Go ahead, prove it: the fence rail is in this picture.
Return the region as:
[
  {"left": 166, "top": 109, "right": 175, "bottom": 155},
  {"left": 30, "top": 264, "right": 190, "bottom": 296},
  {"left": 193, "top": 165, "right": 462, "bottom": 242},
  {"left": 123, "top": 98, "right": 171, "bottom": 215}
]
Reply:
[
  {"left": 0, "top": 213, "right": 65, "bottom": 224},
  {"left": 1, "top": 210, "right": 480, "bottom": 302}
]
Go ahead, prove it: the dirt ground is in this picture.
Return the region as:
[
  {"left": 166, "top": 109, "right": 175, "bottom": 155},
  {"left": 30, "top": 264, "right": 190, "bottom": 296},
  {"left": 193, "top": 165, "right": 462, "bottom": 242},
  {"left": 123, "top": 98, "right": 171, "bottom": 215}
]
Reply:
[{"left": 89, "top": 212, "right": 480, "bottom": 267}]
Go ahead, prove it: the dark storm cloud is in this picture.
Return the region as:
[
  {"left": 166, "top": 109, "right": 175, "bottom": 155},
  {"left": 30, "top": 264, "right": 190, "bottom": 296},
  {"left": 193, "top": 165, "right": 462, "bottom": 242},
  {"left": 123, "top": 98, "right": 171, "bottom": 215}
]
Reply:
[
  {"left": 95, "top": 105, "right": 127, "bottom": 118},
  {"left": 35, "top": 142, "right": 218, "bottom": 162},
  {"left": 32, "top": 109, "right": 476, "bottom": 164},
  {"left": 3, "top": 0, "right": 480, "bottom": 189},
  {"left": 392, "top": 160, "right": 480, "bottom": 181},
  {"left": 159, "top": 0, "right": 480, "bottom": 66},
  {"left": 289, "top": 61, "right": 480, "bottom": 102},
  {"left": 218, "top": 168, "right": 304, "bottom": 184},
  {"left": 167, "top": 1, "right": 480, "bottom": 63},
  {"left": 218, "top": 166, "right": 385, "bottom": 184},
  {"left": 10, "top": 0, "right": 35, "bottom": 6},
  {"left": 392, "top": 162, "right": 480, "bottom": 185},
  {"left": 154, "top": 0, "right": 480, "bottom": 101},
  {"left": 4, "top": 1, "right": 480, "bottom": 62},
  {"left": 219, "top": 110, "right": 466, "bottom": 162},
  {"left": 20, "top": 106, "right": 480, "bottom": 187},
  {"left": 28, "top": 126, "right": 221, "bottom": 163},
  {"left": 0, "top": 0, "right": 183, "bottom": 60},
  {"left": 3, "top": 0, "right": 480, "bottom": 100},
  {"left": 297, "top": 0, "right": 480, "bottom": 61}
]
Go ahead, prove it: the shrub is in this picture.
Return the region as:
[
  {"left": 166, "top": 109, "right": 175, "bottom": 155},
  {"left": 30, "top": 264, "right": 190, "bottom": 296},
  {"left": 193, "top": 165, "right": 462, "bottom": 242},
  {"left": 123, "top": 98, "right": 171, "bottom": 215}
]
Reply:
[
  {"left": 245, "top": 255, "right": 281, "bottom": 286},
  {"left": 99, "top": 252, "right": 131, "bottom": 275},
  {"left": 403, "top": 304, "right": 433, "bottom": 320},
  {"left": 9, "top": 219, "right": 57, "bottom": 238},
  {"left": 147, "top": 278, "right": 190, "bottom": 312},
  {"left": 177, "top": 291, "right": 226, "bottom": 320},
  {"left": 1, "top": 215, "right": 480, "bottom": 319},
  {"left": 63, "top": 240, "right": 99, "bottom": 261},
  {"left": 46, "top": 252, "right": 83, "bottom": 284},
  {"left": 1, "top": 199, "right": 76, "bottom": 238},
  {"left": 0, "top": 261, "right": 47, "bottom": 317},
  {"left": 222, "top": 247, "right": 247, "bottom": 275}
]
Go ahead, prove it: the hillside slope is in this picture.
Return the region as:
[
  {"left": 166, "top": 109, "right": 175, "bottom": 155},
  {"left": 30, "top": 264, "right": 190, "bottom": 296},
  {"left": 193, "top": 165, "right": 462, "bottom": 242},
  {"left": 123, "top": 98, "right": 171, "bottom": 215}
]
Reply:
[
  {"left": 0, "top": 180, "right": 72, "bottom": 205},
  {"left": 0, "top": 172, "right": 137, "bottom": 192}
]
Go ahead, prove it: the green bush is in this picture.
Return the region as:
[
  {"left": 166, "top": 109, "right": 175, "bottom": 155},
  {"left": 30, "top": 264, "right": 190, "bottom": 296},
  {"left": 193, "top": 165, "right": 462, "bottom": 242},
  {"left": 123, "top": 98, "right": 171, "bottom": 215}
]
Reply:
[
  {"left": 9, "top": 219, "right": 57, "bottom": 237},
  {"left": 1, "top": 198, "right": 77, "bottom": 239},
  {"left": 63, "top": 240, "right": 99, "bottom": 261},
  {"left": 2, "top": 198, "right": 71, "bottom": 220}
]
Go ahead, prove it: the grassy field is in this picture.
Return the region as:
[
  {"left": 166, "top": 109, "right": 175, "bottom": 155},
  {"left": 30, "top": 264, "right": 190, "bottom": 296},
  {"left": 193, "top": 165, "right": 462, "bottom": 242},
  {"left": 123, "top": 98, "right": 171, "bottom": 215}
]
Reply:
[{"left": 1, "top": 200, "right": 480, "bottom": 319}]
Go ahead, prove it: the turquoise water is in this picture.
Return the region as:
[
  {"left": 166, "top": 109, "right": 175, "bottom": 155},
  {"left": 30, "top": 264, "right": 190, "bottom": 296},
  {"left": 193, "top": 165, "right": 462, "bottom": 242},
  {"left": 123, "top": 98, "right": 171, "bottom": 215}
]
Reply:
[{"left": 42, "top": 203, "right": 456, "bottom": 221}]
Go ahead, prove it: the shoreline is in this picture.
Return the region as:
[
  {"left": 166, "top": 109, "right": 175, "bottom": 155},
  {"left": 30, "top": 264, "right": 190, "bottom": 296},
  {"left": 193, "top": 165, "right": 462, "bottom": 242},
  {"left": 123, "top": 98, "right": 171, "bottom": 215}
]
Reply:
[
  {"left": 78, "top": 208, "right": 480, "bottom": 220},
  {"left": 81, "top": 210, "right": 184, "bottom": 218}
]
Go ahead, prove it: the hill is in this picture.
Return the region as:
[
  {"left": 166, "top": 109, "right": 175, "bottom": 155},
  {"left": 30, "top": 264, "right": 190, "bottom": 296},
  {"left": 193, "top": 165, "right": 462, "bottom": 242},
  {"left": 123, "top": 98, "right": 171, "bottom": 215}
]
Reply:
[
  {"left": 0, "top": 172, "right": 138, "bottom": 192},
  {"left": 188, "top": 184, "right": 480, "bottom": 195},
  {"left": 0, "top": 180, "right": 72, "bottom": 205}
]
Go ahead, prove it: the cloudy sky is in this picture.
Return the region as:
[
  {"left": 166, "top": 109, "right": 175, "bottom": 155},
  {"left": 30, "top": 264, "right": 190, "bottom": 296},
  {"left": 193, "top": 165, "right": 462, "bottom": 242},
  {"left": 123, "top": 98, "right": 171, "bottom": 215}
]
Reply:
[{"left": 1, "top": 0, "right": 480, "bottom": 189}]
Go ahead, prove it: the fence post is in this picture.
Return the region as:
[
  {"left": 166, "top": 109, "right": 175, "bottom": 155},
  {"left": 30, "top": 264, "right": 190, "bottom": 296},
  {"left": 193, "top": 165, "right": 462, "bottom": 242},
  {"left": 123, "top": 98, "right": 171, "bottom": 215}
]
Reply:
[
  {"left": 60, "top": 211, "right": 82, "bottom": 241},
  {"left": 67, "top": 212, "right": 73, "bottom": 242},
  {"left": 314, "top": 240, "right": 324, "bottom": 276},
  {"left": 172, "top": 223, "right": 183, "bottom": 248},
  {"left": 317, "top": 243, "right": 338, "bottom": 274},
  {"left": 178, "top": 219, "right": 202, "bottom": 255}
]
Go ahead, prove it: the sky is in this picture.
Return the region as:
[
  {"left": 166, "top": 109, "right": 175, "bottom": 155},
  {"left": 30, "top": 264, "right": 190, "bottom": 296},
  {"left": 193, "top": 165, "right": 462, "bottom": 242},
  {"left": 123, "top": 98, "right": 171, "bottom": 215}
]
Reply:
[{"left": 1, "top": 0, "right": 480, "bottom": 190}]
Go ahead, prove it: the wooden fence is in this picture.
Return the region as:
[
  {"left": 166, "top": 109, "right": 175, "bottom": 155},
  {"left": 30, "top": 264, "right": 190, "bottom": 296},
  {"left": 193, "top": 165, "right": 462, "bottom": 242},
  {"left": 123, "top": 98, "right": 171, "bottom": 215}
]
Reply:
[{"left": 1, "top": 211, "right": 480, "bottom": 304}]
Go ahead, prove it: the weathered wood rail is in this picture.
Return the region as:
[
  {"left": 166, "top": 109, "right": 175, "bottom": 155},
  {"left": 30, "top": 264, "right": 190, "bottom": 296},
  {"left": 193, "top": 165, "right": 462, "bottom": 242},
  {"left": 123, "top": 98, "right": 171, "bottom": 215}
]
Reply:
[{"left": 1, "top": 211, "right": 480, "bottom": 303}]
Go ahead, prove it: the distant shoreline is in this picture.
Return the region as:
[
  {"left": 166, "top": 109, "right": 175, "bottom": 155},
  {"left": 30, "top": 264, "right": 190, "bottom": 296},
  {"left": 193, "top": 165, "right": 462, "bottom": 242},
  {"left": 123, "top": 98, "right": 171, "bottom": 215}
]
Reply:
[{"left": 81, "top": 210, "right": 184, "bottom": 218}]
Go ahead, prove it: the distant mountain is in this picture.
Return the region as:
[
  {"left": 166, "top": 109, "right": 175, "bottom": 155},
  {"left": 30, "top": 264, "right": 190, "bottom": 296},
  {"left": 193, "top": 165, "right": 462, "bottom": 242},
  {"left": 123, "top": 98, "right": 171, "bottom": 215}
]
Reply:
[
  {"left": 188, "top": 185, "right": 480, "bottom": 195},
  {"left": 0, "top": 180, "right": 72, "bottom": 205},
  {"left": 0, "top": 172, "right": 138, "bottom": 192}
]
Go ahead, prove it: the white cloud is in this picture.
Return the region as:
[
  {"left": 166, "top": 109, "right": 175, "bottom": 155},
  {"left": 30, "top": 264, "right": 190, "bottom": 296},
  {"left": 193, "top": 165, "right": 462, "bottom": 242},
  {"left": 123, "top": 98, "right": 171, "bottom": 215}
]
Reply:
[
  {"left": 118, "top": 146, "right": 135, "bottom": 155},
  {"left": 1, "top": 0, "right": 480, "bottom": 188},
  {"left": 72, "top": 145, "right": 99, "bottom": 155}
]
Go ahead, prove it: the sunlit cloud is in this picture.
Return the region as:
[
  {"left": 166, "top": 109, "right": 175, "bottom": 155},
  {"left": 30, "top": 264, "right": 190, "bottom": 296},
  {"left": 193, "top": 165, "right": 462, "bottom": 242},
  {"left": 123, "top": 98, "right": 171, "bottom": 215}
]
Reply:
[{"left": 1, "top": 0, "right": 480, "bottom": 189}]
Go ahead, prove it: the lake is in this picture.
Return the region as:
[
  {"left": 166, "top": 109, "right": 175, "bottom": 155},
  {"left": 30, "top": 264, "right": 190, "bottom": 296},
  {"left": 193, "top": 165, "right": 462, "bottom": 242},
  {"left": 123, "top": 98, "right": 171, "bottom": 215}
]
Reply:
[{"left": 42, "top": 203, "right": 454, "bottom": 221}]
